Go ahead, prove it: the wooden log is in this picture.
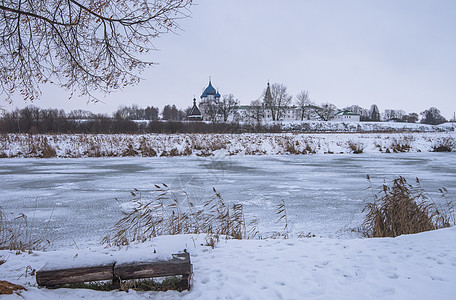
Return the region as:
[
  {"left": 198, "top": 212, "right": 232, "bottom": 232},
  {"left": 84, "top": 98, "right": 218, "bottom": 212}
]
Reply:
[
  {"left": 36, "top": 264, "right": 114, "bottom": 287},
  {"left": 113, "top": 252, "right": 192, "bottom": 281},
  {"left": 35, "top": 253, "right": 192, "bottom": 291},
  {"left": 179, "top": 263, "right": 193, "bottom": 291}
]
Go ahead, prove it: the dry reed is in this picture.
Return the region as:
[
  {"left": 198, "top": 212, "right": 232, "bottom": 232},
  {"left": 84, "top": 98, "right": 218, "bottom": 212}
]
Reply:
[
  {"left": 0, "top": 206, "right": 53, "bottom": 251},
  {"left": 363, "top": 176, "right": 454, "bottom": 238},
  {"left": 102, "top": 185, "right": 248, "bottom": 247}
]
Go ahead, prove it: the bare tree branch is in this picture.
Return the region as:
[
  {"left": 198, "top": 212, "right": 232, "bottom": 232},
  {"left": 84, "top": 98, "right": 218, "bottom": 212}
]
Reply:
[
  {"left": 0, "top": 0, "right": 193, "bottom": 103},
  {"left": 263, "top": 83, "right": 292, "bottom": 121}
]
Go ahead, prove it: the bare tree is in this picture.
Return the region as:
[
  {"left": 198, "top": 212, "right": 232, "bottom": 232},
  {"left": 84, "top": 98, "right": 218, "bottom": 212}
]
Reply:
[
  {"left": 162, "top": 104, "right": 179, "bottom": 121},
  {"left": 313, "top": 102, "right": 337, "bottom": 121},
  {"left": 420, "top": 107, "right": 447, "bottom": 125},
  {"left": 402, "top": 112, "right": 419, "bottom": 123},
  {"left": 144, "top": 106, "right": 159, "bottom": 120},
  {"left": 383, "top": 109, "right": 405, "bottom": 121},
  {"left": 248, "top": 99, "right": 264, "bottom": 122},
  {"left": 200, "top": 99, "right": 219, "bottom": 123},
  {"left": 295, "top": 90, "right": 313, "bottom": 120},
  {"left": 218, "top": 94, "right": 239, "bottom": 122},
  {"left": 0, "top": 0, "right": 192, "bottom": 103},
  {"left": 67, "top": 109, "right": 94, "bottom": 119},
  {"left": 263, "top": 83, "right": 292, "bottom": 121}
]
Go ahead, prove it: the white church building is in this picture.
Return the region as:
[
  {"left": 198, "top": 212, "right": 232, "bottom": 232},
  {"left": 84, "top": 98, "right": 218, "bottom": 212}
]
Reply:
[{"left": 189, "top": 79, "right": 360, "bottom": 123}]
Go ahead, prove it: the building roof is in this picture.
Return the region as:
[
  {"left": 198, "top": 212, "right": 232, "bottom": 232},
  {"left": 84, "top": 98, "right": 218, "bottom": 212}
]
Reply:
[
  {"left": 263, "top": 82, "right": 273, "bottom": 104},
  {"left": 188, "top": 98, "right": 202, "bottom": 118},
  {"left": 335, "top": 110, "right": 360, "bottom": 116},
  {"left": 201, "top": 80, "right": 217, "bottom": 98}
]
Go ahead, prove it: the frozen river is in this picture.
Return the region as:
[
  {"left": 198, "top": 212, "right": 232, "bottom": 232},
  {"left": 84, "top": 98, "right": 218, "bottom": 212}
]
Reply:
[{"left": 1, "top": 153, "right": 455, "bottom": 249}]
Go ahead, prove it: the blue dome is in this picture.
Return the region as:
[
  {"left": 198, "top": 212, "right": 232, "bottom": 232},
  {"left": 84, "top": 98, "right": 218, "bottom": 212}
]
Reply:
[
  {"left": 201, "top": 80, "right": 217, "bottom": 98},
  {"left": 215, "top": 91, "right": 221, "bottom": 98}
]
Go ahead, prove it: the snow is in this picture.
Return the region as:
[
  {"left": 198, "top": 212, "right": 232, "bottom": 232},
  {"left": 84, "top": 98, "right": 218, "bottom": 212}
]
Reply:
[
  {"left": 1, "top": 131, "right": 455, "bottom": 158},
  {"left": 1, "top": 229, "right": 456, "bottom": 299},
  {"left": 280, "top": 120, "right": 455, "bottom": 132},
  {"left": 1, "top": 132, "right": 456, "bottom": 299}
]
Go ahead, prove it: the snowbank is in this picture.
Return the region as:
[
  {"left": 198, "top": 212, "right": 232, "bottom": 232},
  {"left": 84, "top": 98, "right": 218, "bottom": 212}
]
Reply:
[
  {"left": 1, "top": 228, "right": 456, "bottom": 299},
  {"left": 1, "top": 132, "right": 455, "bottom": 158},
  {"left": 281, "top": 120, "right": 455, "bottom": 133}
]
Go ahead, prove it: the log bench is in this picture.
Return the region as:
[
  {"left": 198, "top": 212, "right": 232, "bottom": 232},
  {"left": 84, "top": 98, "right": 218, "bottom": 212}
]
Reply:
[{"left": 36, "top": 252, "right": 192, "bottom": 291}]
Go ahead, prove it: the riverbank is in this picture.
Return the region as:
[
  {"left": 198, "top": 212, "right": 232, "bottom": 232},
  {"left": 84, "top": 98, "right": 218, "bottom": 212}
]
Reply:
[{"left": 1, "top": 132, "right": 454, "bottom": 158}]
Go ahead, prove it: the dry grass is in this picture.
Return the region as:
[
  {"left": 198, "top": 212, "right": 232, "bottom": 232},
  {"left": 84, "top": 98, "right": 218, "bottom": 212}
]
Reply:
[
  {"left": 363, "top": 176, "right": 454, "bottom": 238},
  {"left": 276, "top": 200, "right": 289, "bottom": 239},
  {"left": 102, "top": 185, "right": 247, "bottom": 247},
  {"left": 347, "top": 141, "right": 365, "bottom": 154},
  {"left": 432, "top": 137, "right": 455, "bottom": 152},
  {"left": 2, "top": 133, "right": 454, "bottom": 158},
  {"left": 0, "top": 207, "right": 52, "bottom": 251},
  {"left": 390, "top": 138, "right": 412, "bottom": 153},
  {"left": 102, "top": 185, "right": 297, "bottom": 246},
  {"left": 0, "top": 280, "right": 27, "bottom": 295},
  {"left": 61, "top": 276, "right": 181, "bottom": 292}
]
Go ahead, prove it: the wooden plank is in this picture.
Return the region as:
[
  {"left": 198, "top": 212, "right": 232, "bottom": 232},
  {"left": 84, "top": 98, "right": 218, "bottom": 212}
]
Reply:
[
  {"left": 36, "top": 264, "right": 114, "bottom": 287},
  {"left": 114, "top": 253, "right": 192, "bottom": 281}
]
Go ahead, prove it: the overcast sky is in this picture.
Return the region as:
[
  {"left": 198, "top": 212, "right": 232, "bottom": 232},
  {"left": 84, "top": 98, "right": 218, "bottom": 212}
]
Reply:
[{"left": 5, "top": 0, "right": 456, "bottom": 119}]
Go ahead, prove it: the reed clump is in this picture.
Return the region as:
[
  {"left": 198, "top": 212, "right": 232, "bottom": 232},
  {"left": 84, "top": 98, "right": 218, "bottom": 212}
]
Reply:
[
  {"left": 390, "top": 137, "right": 412, "bottom": 153},
  {"left": 347, "top": 141, "right": 365, "bottom": 154},
  {"left": 363, "top": 176, "right": 454, "bottom": 238},
  {"left": 0, "top": 207, "right": 52, "bottom": 251},
  {"left": 102, "top": 185, "right": 247, "bottom": 247},
  {"left": 432, "top": 137, "right": 455, "bottom": 152}
]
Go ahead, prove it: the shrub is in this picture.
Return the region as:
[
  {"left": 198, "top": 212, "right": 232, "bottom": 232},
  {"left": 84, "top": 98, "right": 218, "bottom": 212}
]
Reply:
[
  {"left": 363, "top": 176, "right": 454, "bottom": 238},
  {"left": 432, "top": 137, "right": 455, "bottom": 152},
  {"left": 302, "top": 142, "right": 315, "bottom": 154},
  {"left": 138, "top": 138, "right": 157, "bottom": 157},
  {"left": 122, "top": 144, "right": 139, "bottom": 156},
  {"left": 390, "top": 138, "right": 411, "bottom": 153},
  {"left": 347, "top": 141, "right": 365, "bottom": 154}
]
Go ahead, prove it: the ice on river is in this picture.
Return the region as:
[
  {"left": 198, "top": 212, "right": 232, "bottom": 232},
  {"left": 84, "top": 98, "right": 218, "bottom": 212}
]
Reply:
[{"left": 1, "top": 153, "right": 455, "bottom": 249}]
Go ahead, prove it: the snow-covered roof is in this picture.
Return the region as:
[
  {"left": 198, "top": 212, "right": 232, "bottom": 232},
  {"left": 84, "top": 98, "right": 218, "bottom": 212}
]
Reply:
[{"left": 335, "top": 110, "right": 360, "bottom": 116}]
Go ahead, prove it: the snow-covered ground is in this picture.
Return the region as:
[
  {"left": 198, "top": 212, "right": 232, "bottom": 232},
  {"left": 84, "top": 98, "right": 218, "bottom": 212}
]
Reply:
[
  {"left": 281, "top": 120, "right": 455, "bottom": 133},
  {"left": 1, "top": 133, "right": 456, "bottom": 299},
  {"left": 1, "top": 229, "right": 456, "bottom": 299},
  {"left": 1, "top": 131, "right": 455, "bottom": 158}
]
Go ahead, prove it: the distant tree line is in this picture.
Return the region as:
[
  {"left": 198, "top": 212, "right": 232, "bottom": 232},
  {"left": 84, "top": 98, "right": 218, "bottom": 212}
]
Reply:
[
  {"left": 0, "top": 105, "right": 283, "bottom": 134},
  {"left": 245, "top": 83, "right": 449, "bottom": 125},
  {"left": 0, "top": 100, "right": 450, "bottom": 134}
]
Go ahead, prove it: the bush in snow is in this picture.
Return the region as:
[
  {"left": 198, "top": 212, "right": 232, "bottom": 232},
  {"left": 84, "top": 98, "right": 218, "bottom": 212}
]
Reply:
[
  {"left": 347, "top": 141, "right": 365, "bottom": 154},
  {"left": 363, "top": 176, "right": 455, "bottom": 238},
  {"left": 432, "top": 137, "right": 455, "bottom": 152}
]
